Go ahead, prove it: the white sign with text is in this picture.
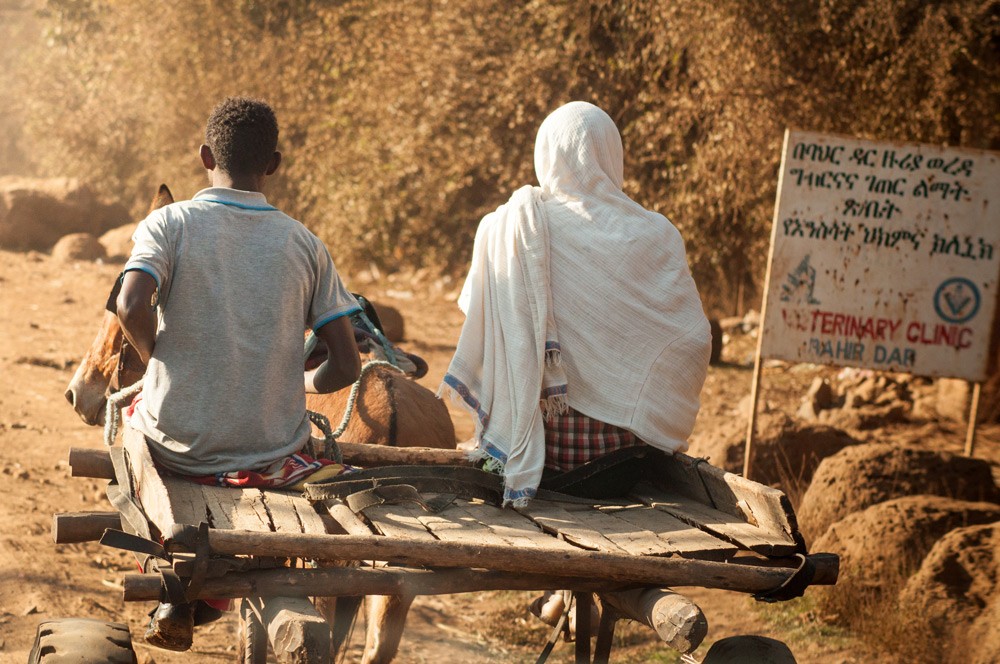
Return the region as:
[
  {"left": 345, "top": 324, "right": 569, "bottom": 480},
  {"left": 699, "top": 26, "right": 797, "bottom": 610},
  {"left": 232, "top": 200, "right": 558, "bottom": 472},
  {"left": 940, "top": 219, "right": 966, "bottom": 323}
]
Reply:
[{"left": 761, "top": 129, "right": 1000, "bottom": 381}]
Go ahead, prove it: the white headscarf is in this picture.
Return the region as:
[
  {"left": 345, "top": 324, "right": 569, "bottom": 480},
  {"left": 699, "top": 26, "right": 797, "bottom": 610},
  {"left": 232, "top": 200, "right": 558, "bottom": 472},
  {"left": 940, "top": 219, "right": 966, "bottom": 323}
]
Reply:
[{"left": 443, "top": 102, "right": 710, "bottom": 506}]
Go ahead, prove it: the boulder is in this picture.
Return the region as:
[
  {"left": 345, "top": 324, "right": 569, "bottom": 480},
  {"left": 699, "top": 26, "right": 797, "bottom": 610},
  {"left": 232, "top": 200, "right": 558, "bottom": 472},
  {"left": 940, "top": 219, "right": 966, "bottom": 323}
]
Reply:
[
  {"left": 0, "top": 177, "right": 129, "bottom": 251},
  {"left": 813, "top": 495, "right": 1000, "bottom": 588},
  {"left": 935, "top": 378, "right": 970, "bottom": 422},
  {"left": 899, "top": 522, "right": 1000, "bottom": 664},
  {"left": 797, "top": 377, "right": 835, "bottom": 420},
  {"left": 688, "top": 411, "right": 861, "bottom": 489},
  {"left": 51, "top": 233, "right": 106, "bottom": 262},
  {"left": 797, "top": 445, "right": 1000, "bottom": 542},
  {"left": 99, "top": 223, "right": 137, "bottom": 261}
]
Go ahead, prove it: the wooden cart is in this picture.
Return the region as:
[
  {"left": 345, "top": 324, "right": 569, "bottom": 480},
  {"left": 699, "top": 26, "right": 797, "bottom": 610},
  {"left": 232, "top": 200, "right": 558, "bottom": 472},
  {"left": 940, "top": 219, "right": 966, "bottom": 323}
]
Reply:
[{"left": 45, "top": 425, "right": 838, "bottom": 663}]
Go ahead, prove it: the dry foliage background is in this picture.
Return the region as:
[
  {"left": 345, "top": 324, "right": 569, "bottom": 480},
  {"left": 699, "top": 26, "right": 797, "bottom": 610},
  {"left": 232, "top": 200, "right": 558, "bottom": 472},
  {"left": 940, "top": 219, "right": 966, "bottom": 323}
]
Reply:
[{"left": 2, "top": 0, "right": 998, "bottom": 313}]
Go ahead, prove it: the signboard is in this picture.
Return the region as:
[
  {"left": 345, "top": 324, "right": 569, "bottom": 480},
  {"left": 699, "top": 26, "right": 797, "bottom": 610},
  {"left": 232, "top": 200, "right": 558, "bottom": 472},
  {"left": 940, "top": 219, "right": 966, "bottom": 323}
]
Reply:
[{"left": 760, "top": 130, "right": 1000, "bottom": 382}]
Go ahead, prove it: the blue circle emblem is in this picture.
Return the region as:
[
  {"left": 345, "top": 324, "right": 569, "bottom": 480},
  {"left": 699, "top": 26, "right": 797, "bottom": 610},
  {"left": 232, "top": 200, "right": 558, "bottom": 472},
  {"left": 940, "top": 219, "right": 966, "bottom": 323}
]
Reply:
[{"left": 934, "top": 278, "right": 981, "bottom": 324}]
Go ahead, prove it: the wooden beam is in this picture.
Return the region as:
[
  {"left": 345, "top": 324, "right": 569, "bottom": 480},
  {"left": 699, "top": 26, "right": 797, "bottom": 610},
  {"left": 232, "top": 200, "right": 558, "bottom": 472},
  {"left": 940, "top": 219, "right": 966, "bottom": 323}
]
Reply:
[
  {"left": 65, "top": 441, "right": 470, "bottom": 485},
  {"left": 52, "top": 511, "right": 122, "bottom": 544},
  {"left": 336, "top": 443, "right": 472, "bottom": 467},
  {"left": 163, "top": 530, "right": 837, "bottom": 593},
  {"left": 122, "top": 567, "right": 633, "bottom": 601},
  {"left": 68, "top": 447, "right": 115, "bottom": 479},
  {"left": 245, "top": 596, "right": 330, "bottom": 664},
  {"left": 601, "top": 588, "right": 707, "bottom": 654}
]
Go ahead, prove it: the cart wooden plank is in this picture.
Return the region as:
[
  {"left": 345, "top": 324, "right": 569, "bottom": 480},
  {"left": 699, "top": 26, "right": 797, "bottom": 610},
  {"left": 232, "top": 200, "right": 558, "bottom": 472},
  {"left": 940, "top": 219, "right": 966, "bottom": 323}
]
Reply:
[
  {"left": 517, "top": 502, "right": 630, "bottom": 554},
  {"left": 414, "top": 502, "right": 504, "bottom": 547},
  {"left": 365, "top": 502, "right": 438, "bottom": 541},
  {"left": 649, "top": 453, "right": 799, "bottom": 551},
  {"left": 439, "top": 501, "right": 578, "bottom": 552},
  {"left": 596, "top": 505, "right": 737, "bottom": 560},
  {"left": 160, "top": 476, "right": 209, "bottom": 526},
  {"left": 631, "top": 482, "right": 798, "bottom": 556},
  {"left": 263, "top": 490, "right": 328, "bottom": 535}
]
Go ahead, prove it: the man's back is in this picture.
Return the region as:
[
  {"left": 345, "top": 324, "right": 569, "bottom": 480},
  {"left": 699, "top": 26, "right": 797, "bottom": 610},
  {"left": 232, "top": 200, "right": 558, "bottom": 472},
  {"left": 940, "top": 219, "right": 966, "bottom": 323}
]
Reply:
[{"left": 125, "top": 187, "right": 358, "bottom": 475}]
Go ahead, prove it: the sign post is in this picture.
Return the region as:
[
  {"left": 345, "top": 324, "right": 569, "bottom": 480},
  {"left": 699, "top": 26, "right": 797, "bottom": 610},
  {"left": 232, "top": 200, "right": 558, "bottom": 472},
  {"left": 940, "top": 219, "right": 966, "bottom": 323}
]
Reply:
[{"left": 745, "top": 130, "right": 1000, "bottom": 479}]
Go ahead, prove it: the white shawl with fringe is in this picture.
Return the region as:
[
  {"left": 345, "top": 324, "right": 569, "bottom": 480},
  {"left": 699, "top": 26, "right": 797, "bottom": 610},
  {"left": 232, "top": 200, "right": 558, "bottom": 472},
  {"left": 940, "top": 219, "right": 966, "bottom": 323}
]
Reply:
[{"left": 442, "top": 102, "right": 711, "bottom": 506}]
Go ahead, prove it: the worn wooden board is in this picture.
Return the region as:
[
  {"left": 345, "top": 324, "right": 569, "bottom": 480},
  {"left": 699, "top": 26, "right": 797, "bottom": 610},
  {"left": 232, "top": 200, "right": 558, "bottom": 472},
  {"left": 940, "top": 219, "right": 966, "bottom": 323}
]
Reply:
[
  {"left": 631, "top": 480, "right": 798, "bottom": 556},
  {"left": 264, "top": 490, "right": 329, "bottom": 535},
  {"left": 124, "top": 424, "right": 332, "bottom": 536},
  {"left": 364, "top": 502, "right": 438, "bottom": 541},
  {"left": 517, "top": 502, "right": 631, "bottom": 554},
  {"left": 439, "top": 501, "right": 578, "bottom": 552},
  {"left": 649, "top": 453, "right": 800, "bottom": 550},
  {"left": 596, "top": 505, "right": 737, "bottom": 560}
]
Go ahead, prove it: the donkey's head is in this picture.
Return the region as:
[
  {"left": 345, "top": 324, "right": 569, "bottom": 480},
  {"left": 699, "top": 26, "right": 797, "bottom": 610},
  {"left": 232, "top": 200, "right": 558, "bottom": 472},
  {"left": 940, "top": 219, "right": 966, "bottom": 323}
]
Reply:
[{"left": 64, "top": 185, "right": 174, "bottom": 425}]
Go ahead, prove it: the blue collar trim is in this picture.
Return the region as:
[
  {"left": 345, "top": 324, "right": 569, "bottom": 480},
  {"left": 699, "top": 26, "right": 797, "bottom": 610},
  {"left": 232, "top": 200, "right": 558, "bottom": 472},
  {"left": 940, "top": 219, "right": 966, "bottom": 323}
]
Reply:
[{"left": 197, "top": 198, "right": 278, "bottom": 211}]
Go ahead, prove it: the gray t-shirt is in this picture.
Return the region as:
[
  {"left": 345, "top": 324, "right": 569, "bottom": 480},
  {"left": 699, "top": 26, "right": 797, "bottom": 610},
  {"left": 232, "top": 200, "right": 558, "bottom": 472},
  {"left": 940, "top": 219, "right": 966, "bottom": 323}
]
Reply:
[{"left": 123, "top": 187, "right": 359, "bottom": 475}]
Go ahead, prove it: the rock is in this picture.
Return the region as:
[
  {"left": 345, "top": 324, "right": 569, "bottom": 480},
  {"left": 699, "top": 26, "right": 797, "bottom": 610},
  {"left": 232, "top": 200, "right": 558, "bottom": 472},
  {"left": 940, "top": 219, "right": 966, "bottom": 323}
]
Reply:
[
  {"left": 798, "top": 377, "right": 835, "bottom": 420},
  {"left": 813, "top": 495, "right": 1000, "bottom": 588},
  {"left": 935, "top": 378, "right": 970, "bottom": 422},
  {"left": 51, "top": 233, "right": 106, "bottom": 262},
  {"left": 687, "top": 412, "right": 861, "bottom": 488},
  {"left": 899, "top": 523, "right": 1000, "bottom": 664},
  {"left": 797, "top": 445, "right": 1000, "bottom": 542},
  {"left": 702, "top": 635, "right": 797, "bottom": 663},
  {"left": 372, "top": 302, "right": 405, "bottom": 342},
  {"left": 99, "top": 222, "right": 137, "bottom": 260},
  {"left": 0, "top": 177, "right": 129, "bottom": 251}
]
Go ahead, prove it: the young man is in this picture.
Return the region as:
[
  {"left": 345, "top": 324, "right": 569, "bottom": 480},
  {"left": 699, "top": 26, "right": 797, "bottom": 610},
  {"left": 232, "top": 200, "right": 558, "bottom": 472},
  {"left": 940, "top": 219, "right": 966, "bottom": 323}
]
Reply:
[{"left": 117, "top": 97, "right": 361, "bottom": 650}]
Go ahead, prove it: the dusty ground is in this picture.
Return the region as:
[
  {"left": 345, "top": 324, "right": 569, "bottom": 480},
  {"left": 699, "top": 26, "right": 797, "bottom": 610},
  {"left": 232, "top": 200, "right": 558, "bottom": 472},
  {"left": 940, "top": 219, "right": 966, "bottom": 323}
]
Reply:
[{"left": 2, "top": 248, "right": 997, "bottom": 663}]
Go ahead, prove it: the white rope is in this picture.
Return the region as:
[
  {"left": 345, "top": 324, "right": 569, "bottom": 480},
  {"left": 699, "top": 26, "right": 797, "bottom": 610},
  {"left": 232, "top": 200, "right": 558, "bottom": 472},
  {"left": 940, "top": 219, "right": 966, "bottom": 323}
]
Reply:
[
  {"left": 103, "top": 379, "right": 144, "bottom": 447},
  {"left": 313, "top": 360, "right": 404, "bottom": 462}
]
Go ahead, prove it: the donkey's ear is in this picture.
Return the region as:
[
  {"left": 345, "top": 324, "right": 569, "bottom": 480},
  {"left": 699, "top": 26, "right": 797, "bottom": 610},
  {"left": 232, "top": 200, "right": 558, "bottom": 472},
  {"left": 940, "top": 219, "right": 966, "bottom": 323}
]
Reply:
[{"left": 149, "top": 184, "right": 174, "bottom": 212}]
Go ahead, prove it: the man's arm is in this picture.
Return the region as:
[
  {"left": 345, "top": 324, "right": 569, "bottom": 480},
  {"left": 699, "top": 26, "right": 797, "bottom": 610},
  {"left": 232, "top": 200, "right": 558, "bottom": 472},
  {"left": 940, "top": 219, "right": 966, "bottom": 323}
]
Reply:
[
  {"left": 305, "top": 315, "right": 362, "bottom": 394},
  {"left": 117, "top": 270, "right": 159, "bottom": 365}
]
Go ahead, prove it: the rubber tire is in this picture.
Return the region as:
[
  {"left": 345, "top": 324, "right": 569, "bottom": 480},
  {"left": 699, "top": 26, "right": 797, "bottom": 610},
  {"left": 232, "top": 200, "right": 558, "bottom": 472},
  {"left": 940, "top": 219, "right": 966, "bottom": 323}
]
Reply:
[
  {"left": 27, "top": 618, "right": 137, "bottom": 663},
  {"left": 702, "top": 635, "right": 797, "bottom": 664}
]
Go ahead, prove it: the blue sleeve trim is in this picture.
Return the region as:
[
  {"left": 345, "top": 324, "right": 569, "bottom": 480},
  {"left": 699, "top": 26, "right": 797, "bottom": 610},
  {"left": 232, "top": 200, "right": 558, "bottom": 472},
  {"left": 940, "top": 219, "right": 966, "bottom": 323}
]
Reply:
[
  {"left": 312, "top": 305, "right": 362, "bottom": 331},
  {"left": 123, "top": 265, "right": 161, "bottom": 289}
]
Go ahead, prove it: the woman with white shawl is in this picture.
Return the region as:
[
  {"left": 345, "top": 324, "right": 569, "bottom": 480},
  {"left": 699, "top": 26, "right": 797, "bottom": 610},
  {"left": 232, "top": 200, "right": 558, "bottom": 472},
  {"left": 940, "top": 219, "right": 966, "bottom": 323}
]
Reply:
[{"left": 442, "top": 101, "right": 711, "bottom": 507}]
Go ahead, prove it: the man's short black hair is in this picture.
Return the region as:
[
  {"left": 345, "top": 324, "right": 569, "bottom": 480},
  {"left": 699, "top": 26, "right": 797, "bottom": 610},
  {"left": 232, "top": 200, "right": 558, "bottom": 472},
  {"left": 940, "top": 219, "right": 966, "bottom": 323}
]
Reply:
[{"left": 205, "top": 97, "right": 279, "bottom": 176}]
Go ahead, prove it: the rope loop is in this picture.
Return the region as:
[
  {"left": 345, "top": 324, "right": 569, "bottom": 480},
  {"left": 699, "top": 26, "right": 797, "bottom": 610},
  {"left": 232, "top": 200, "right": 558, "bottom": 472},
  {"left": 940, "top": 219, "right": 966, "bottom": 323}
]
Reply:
[{"left": 103, "top": 379, "right": 144, "bottom": 447}]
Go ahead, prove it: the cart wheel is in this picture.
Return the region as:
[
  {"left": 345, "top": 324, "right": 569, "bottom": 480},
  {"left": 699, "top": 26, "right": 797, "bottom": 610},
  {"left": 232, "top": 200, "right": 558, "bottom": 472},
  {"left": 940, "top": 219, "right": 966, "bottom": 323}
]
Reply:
[
  {"left": 238, "top": 598, "right": 269, "bottom": 664},
  {"left": 702, "top": 635, "right": 797, "bottom": 663},
  {"left": 28, "top": 618, "right": 137, "bottom": 663}
]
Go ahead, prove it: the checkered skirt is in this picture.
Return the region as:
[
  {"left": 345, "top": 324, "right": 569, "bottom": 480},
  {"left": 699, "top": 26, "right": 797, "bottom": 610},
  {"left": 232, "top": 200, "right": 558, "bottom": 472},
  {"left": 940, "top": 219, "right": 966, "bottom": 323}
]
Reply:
[{"left": 543, "top": 406, "right": 641, "bottom": 472}]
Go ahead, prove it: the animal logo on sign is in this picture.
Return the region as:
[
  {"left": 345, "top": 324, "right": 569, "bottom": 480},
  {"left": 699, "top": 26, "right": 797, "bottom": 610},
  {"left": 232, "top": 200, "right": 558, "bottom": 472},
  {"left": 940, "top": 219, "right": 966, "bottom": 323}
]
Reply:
[
  {"left": 934, "top": 277, "right": 980, "bottom": 324},
  {"left": 780, "top": 254, "right": 821, "bottom": 305}
]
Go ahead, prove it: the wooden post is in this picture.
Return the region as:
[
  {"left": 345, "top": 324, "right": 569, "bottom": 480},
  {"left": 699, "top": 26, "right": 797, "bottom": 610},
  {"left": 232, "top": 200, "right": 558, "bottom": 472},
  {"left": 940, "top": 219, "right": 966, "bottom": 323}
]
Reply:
[
  {"left": 245, "top": 596, "right": 331, "bottom": 664},
  {"left": 123, "top": 567, "right": 633, "bottom": 602},
  {"left": 68, "top": 447, "right": 115, "bottom": 480},
  {"left": 573, "top": 592, "right": 592, "bottom": 664},
  {"left": 592, "top": 605, "right": 617, "bottom": 664},
  {"left": 601, "top": 588, "right": 707, "bottom": 654},
  {"left": 965, "top": 381, "right": 982, "bottom": 457},
  {"left": 52, "top": 512, "right": 122, "bottom": 544},
  {"left": 154, "top": 531, "right": 837, "bottom": 594},
  {"left": 743, "top": 130, "right": 790, "bottom": 481}
]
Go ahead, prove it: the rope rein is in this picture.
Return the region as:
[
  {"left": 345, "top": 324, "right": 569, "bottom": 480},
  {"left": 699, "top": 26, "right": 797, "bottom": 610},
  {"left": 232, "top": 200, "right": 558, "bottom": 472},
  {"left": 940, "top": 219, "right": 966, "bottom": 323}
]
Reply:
[
  {"left": 315, "top": 360, "right": 404, "bottom": 462},
  {"left": 103, "top": 379, "right": 144, "bottom": 447}
]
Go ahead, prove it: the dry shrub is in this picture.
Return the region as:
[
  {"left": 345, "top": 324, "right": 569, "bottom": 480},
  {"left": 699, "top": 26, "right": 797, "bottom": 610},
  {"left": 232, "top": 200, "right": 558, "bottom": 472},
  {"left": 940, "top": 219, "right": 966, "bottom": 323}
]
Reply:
[
  {"left": 6, "top": 0, "right": 999, "bottom": 312},
  {"left": 814, "top": 559, "right": 945, "bottom": 664}
]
